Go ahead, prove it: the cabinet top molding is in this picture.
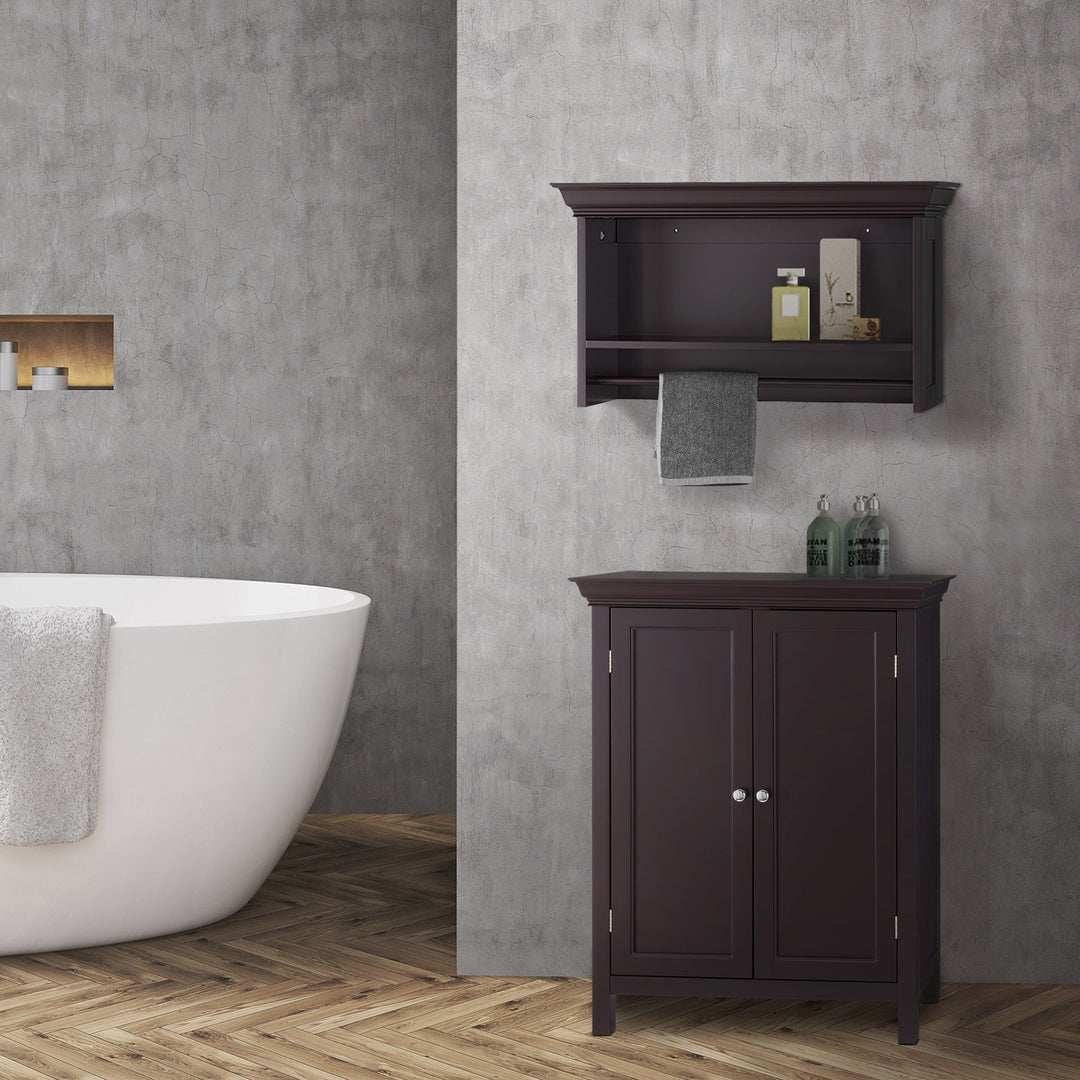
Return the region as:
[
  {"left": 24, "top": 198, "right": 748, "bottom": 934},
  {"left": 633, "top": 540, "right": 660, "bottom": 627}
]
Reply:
[
  {"left": 570, "top": 571, "right": 954, "bottom": 609},
  {"left": 552, "top": 181, "right": 959, "bottom": 218}
]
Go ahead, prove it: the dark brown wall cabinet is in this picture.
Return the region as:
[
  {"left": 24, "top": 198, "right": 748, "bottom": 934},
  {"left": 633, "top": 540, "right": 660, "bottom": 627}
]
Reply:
[
  {"left": 553, "top": 182, "right": 958, "bottom": 411},
  {"left": 571, "top": 572, "right": 953, "bottom": 1044}
]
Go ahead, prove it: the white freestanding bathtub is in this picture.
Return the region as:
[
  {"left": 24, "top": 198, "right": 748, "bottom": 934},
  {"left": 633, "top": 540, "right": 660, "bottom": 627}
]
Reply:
[{"left": 0, "top": 574, "right": 370, "bottom": 955}]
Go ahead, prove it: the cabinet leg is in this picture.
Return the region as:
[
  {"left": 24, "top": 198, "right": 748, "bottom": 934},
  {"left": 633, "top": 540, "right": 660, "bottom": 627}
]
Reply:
[
  {"left": 897, "top": 997, "right": 920, "bottom": 1045},
  {"left": 921, "top": 966, "right": 941, "bottom": 1005},
  {"left": 592, "top": 985, "right": 615, "bottom": 1036}
]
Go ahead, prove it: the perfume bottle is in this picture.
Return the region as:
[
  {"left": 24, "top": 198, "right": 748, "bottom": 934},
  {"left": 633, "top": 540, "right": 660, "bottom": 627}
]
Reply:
[
  {"left": 843, "top": 495, "right": 868, "bottom": 578},
  {"left": 772, "top": 267, "right": 810, "bottom": 341},
  {"left": 858, "top": 493, "right": 890, "bottom": 577},
  {"left": 806, "top": 494, "right": 841, "bottom": 578}
]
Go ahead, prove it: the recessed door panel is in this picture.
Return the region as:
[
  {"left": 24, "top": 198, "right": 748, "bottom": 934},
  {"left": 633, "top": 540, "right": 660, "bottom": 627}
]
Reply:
[
  {"left": 610, "top": 608, "right": 753, "bottom": 978},
  {"left": 753, "top": 610, "right": 897, "bottom": 982}
]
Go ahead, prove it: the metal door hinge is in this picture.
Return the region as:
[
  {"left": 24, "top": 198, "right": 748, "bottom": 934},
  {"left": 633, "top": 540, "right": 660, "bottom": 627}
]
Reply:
[
  {"left": 609, "top": 650, "right": 612, "bottom": 674},
  {"left": 894, "top": 915, "right": 899, "bottom": 940},
  {"left": 609, "top": 909, "right": 613, "bottom": 933},
  {"left": 894, "top": 654, "right": 898, "bottom": 679}
]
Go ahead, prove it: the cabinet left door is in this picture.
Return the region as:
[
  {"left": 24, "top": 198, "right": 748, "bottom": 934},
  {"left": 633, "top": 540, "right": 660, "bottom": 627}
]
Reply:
[{"left": 609, "top": 608, "right": 754, "bottom": 978}]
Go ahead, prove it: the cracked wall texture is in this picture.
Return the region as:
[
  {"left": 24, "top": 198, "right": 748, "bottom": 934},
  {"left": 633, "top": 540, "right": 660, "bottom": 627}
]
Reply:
[
  {"left": 458, "top": 0, "right": 1080, "bottom": 979},
  {"left": 0, "top": 1, "right": 455, "bottom": 812}
]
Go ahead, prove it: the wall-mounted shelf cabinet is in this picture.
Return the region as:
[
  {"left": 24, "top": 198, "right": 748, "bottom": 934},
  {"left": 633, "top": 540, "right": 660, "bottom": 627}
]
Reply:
[
  {"left": 552, "top": 182, "right": 958, "bottom": 412},
  {"left": 0, "top": 315, "right": 114, "bottom": 389}
]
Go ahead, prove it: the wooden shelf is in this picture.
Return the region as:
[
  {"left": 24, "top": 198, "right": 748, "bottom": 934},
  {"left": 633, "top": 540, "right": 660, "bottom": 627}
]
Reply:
[
  {"left": 583, "top": 337, "right": 913, "bottom": 395},
  {"left": 0, "top": 314, "right": 113, "bottom": 324},
  {"left": 585, "top": 338, "right": 912, "bottom": 351},
  {"left": 553, "top": 182, "right": 958, "bottom": 411},
  {"left": 584, "top": 376, "right": 912, "bottom": 405}
]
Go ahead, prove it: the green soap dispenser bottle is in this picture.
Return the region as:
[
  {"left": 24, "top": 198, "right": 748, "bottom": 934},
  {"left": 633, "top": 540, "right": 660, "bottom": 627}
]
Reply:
[
  {"left": 858, "top": 493, "right": 890, "bottom": 577},
  {"left": 806, "top": 494, "right": 841, "bottom": 578},
  {"left": 844, "top": 495, "right": 868, "bottom": 578}
]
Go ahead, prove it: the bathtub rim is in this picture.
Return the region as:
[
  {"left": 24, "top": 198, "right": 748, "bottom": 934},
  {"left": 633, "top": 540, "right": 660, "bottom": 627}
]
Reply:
[{"left": 0, "top": 572, "right": 371, "bottom": 629}]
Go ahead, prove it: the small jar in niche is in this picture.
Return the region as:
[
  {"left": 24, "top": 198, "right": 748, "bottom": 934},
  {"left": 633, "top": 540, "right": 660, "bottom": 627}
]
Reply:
[{"left": 32, "top": 366, "right": 68, "bottom": 390}]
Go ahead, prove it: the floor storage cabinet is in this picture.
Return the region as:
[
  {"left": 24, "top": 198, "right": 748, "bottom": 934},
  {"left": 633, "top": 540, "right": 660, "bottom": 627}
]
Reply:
[{"left": 570, "top": 572, "right": 953, "bottom": 1044}]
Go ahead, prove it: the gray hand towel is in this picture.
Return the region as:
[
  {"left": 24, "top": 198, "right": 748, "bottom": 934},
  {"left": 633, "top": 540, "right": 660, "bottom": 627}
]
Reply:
[
  {"left": 656, "top": 370, "right": 758, "bottom": 485},
  {"left": 0, "top": 605, "right": 113, "bottom": 845}
]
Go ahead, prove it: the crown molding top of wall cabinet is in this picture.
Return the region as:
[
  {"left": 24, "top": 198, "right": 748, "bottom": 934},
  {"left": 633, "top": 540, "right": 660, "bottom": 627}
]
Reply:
[{"left": 552, "top": 181, "right": 960, "bottom": 218}]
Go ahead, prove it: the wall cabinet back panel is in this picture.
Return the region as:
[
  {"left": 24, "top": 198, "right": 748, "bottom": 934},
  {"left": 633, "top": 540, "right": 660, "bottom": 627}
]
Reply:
[{"left": 615, "top": 220, "right": 913, "bottom": 344}]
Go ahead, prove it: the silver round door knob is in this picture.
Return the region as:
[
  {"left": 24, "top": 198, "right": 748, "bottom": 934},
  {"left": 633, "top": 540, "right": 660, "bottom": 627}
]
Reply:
[
  {"left": 732, "top": 789, "right": 747, "bottom": 803},
  {"left": 755, "top": 789, "right": 770, "bottom": 803}
]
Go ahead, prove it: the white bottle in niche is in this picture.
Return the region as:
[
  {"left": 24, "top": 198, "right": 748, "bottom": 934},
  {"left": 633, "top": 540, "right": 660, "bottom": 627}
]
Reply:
[{"left": 0, "top": 342, "right": 17, "bottom": 390}]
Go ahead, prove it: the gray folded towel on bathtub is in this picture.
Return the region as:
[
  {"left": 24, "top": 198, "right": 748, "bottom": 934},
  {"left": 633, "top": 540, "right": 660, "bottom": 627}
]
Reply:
[
  {"left": 656, "top": 370, "right": 758, "bottom": 485},
  {"left": 0, "top": 606, "right": 113, "bottom": 845}
]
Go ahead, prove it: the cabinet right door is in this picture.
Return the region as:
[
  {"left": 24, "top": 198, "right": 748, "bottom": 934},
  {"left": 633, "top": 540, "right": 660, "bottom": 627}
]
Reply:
[{"left": 753, "top": 610, "right": 897, "bottom": 982}]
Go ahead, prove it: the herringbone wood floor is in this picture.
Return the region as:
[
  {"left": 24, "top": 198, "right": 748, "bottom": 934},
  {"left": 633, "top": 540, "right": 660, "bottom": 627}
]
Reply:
[{"left": 0, "top": 816, "right": 1077, "bottom": 1079}]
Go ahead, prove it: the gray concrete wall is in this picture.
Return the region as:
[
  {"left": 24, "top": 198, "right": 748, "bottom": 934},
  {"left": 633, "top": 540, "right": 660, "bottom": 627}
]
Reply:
[
  {"left": 458, "top": 1, "right": 1080, "bottom": 980},
  {"left": 0, "top": 1, "right": 455, "bottom": 812}
]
